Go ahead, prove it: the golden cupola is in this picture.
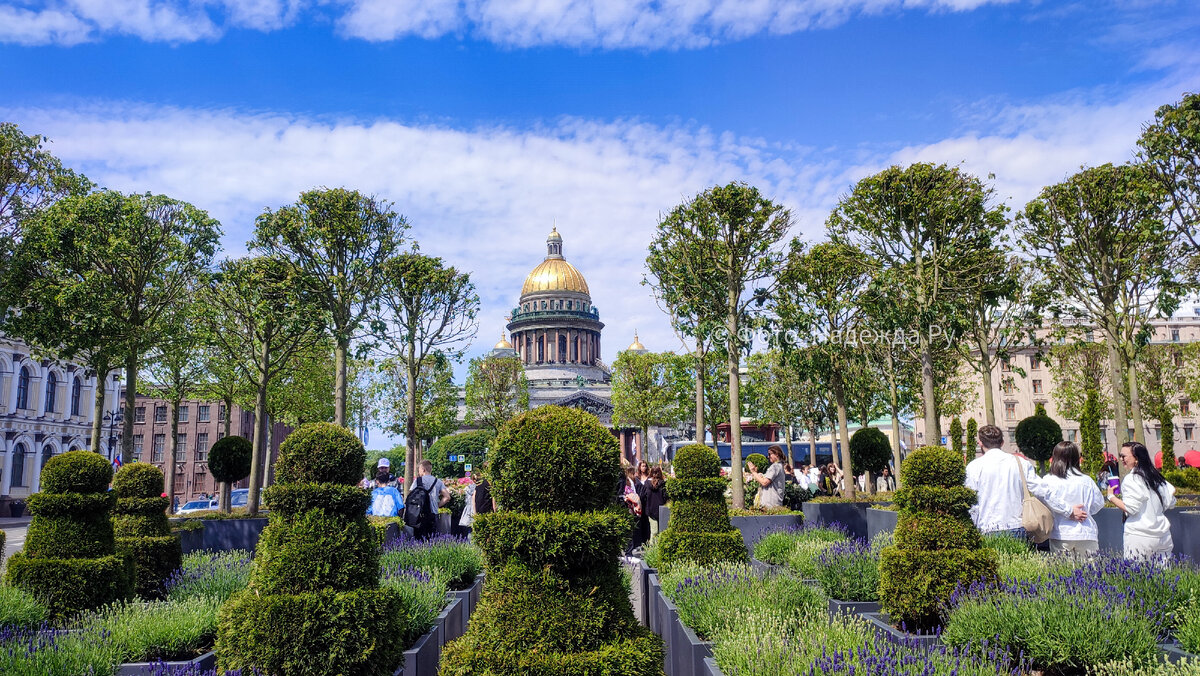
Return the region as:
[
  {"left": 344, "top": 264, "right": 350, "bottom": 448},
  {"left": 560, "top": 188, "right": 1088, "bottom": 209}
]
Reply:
[{"left": 521, "top": 227, "right": 591, "bottom": 297}]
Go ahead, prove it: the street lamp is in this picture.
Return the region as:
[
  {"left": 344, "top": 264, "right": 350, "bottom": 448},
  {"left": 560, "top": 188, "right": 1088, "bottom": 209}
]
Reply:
[{"left": 103, "top": 410, "right": 123, "bottom": 462}]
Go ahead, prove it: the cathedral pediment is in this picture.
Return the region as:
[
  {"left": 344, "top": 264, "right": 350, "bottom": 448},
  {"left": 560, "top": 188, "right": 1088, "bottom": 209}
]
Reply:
[{"left": 545, "top": 390, "right": 613, "bottom": 424}]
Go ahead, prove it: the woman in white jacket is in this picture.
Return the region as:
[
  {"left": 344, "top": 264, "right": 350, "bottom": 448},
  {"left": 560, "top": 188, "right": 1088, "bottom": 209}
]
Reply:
[
  {"left": 1041, "top": 441, "right": 1104, "bottom": 557},
  {"left": 1107, "top": 441, "right": 1177, "bottom": 560}
]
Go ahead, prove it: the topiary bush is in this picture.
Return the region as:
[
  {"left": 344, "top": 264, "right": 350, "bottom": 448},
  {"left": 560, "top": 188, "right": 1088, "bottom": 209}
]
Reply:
[
  {"left": 850, "top": 427, "right": 892, "bottom": 488},
  {"left": 745, "top": 453, "right": 768, "bottom": 473},
  {"left": 216, "top": 423, "right": 408, "bottom": 675},
  {"left": 878, "top": 445, "right": 997, "bottom": 631},
  {"left": 429, "top": 430, "right": 492, "bottom": 479},
  {"left": 440, "top": 405, "right": 664, "bottom": 676},
  {"left": 657, "top": 443, "right": 748, "bottom": 568},
  {"left": 112, "top": 463, "right": 181, "bottom": 599},
  {"left": 208, "top": 435, "right": 252, "bottom": 514},
  {"left": 1015, "top": 413, "right": 1062, "bottom": 469},
  {"left": 5, "top": 451, "right": 132, "bottom": 620}
]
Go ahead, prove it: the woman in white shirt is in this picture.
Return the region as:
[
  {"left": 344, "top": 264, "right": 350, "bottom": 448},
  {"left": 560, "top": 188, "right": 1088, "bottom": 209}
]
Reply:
[
  {"left": 1107, "top": 441, "right": 1177, "bottom": 560},
  {"left": 1041, "top": 441, "right": 1104, "bottom": 557}
]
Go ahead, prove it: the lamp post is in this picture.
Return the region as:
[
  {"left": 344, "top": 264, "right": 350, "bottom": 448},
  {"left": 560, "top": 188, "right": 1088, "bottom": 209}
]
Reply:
[{"left": 103, "top": 410, "right": 123, "bottom": 462}]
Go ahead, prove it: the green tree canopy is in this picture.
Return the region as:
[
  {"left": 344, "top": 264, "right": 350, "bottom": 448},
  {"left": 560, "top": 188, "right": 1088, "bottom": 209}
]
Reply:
[
  {"left": 428, "top": 430, "right": 493, "bottom": 480},
  {"left": 464, "top": 354, "right": 530, "bottom": 433},
  {"left": 1139, "top": 92, "right": 1200, "bottom": 255},
  {"left": 0, "top": 122, "right": 92, "bottom": 247},
  {"left": 612, "top": 349, "right": 687, "bottom": 463}
]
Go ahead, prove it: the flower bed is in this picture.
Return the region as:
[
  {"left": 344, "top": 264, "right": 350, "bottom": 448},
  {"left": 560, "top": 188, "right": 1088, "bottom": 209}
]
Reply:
[
  {"left": 751, "top": 523, "right": 848, "bottom": 579},
  {"left": 379, "top": 534, "right": 484, "bottom": 592}
]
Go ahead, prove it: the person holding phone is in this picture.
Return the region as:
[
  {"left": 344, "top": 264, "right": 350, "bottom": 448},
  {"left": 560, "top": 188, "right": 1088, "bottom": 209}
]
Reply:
[{"left": 1107, "top": 441, "right": 1176, "bottom": 560}]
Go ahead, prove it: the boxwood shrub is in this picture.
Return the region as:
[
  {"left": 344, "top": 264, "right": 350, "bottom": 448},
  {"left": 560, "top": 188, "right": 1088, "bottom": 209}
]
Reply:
[
  {"left": 440, "top": 405, "right": 663, "bottom": 676},
  {"left": 879, "top": 446, "right": 996, "bottom": 631},
  {"left": 5, "top": 450, "right": 132, "bottom": 620},
  {"left": 657, "top": 444, "right": 747, "bottom": 568},
  {"left": 113, "top": 463, "right": 181, "bottom": 599},
  {"left": 216, "top": 422, "right": 407, "bottom": 676}
]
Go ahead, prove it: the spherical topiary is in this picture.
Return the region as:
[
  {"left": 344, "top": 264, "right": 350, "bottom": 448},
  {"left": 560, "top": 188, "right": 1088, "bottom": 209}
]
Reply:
[
  {"left": 274, "top": 422, "right": 366, "bottom": 486},
  {"left": 850, "top": 427, "right": 892, "bottom": 478},
  {"left": 879, "top": 445, "right": 995, "bottom": 631},
  {"left": 673, "top": 444, "right": 721, "bottom": 479},
  {"left": 489, "top": 406, "right": 621, "bottom": 513},
  {"left": 208, "top": 436, "right": 252, "bottom": 484},
  {"left": 40, "top": 451, "right": 112, "bottom": 494},
  {"left": 745, "top": 453, "right": 769, "bottom": 473},
  {"left": 112, "top": 462, "right": 164, "bottom": 498},
  {"left": 1015, "top": 414, "right": 1063, "bottom": 467},
  {"left": 440, "top": 405, "right": 663, "bottom": 676}
]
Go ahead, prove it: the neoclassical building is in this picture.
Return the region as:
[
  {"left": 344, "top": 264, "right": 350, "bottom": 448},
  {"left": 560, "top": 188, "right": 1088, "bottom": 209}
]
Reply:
[{"left": 0, "top": 336, "right": 122, "bottom": 512}]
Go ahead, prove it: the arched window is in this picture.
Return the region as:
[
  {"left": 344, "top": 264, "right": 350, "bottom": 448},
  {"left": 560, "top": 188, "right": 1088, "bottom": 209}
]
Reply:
[
  {"left": 558, "top": 335, "right": 567, "bottom": 363},
  {"left": 15, "top": 366, "right": 31, "bottom": 410},
  {"left": 45, "top": 372, "right": 57, "bottom": 414},
  {"left": 567, "top": 300, "right": 572, "bottom": 310},
  {"left": 40, "top": 446, "right": 53, "bottom": 471},
  {"left": 11, "top": 443, "right": 27, "bottom": 487},
  {"left": 71, "top": 377, "right": 82, "bottom": 417},
  {"left": 537, "top": 335, "right": 544, "bottom": 363}
]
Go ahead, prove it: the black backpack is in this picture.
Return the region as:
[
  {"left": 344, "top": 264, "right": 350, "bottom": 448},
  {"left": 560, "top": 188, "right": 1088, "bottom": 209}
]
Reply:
[{"left": 404, "top": 477, "right": 434, "bottom": 529}]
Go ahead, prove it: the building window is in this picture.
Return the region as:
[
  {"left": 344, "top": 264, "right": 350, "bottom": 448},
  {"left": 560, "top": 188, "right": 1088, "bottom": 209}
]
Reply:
[
  {"left": 135, "top": 406, "right": 146, "bottom": 423},
  {"left": 11, "top": 443, "right": 27, "bottom": 487},
  {"left": 176, "top": 433, "right": 188, "bottom": 456},
  {"left": 196, "top": 433, "right": 209, "bottom": 462},
  {"left": 541, "top": 301, "right": 546, "bottom": 310},
  {"left": 1066, "top": 430, "right": 1078, "bottom": 442},
  {"left": 198, "top": 405, "right": 210, "bottom": 422},
  {"left": 1002, "top": 380, "right": 1014, "bottom": 395},
  {"left": 1085, "top": 330, "right": 1095, "bottom": 342},
  {"left": 558, "top": 335, "right": 567, "bottom": 363},
  {"left": 173, "top": 471, "right": 185, "bottom": 494},
  {"left": 178, "top": 406, "right": 189, "bottom": 423},
  {"left": 155, "top": 406, "right": 167, "bottom": 423},
  {"left": 1030, "top": 356, "right": 1042, "bottom": 370},
  {"left": 1001, "top": 358, "right": 1012, "bottom": 372},
  {"left": 153, "top": 434, "right": 165, "bottom": 462},
  {"left": 1172, "top": 328, "right": 1181, "bottom": 342},
  {"left": 15, "top": 366, "right": 31, "bottom": 410},
  {"left": 1155, "top": 427, "right": 1162, "bottom": 441},
  {"left": 44, "top": 372, "right": 57, "bottom": 413},
  {"left": 71, "top": 377, "right": 82, "bottom": 416},
  {"left": 1032, "top": 380, "right": 1043, "bottom": 394},
  {"left": 134, "top": 434, "right": 144, "bottom": 461},
  {"left": 1004, "top": 402, "right": 1017, "bottom": 420},
  {"left": 218, "top": 406, "right": 226, "bottom": 422},
  {"left": 1182, "top": 399, "right": 1191, "bottom": 416},
  {"left": 1186, "top": 427, "right": 1195, "bottom": 441},
  {"left": 194, "top": 471, "right": 207, "bottom": 493}
]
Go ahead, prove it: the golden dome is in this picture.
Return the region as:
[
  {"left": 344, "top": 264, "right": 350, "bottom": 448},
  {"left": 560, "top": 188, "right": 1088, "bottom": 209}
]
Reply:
[
  {"left": 494, "top": 331, "right": 513, "bottom": 349},
  {"left": 547, "top": 226, "right": 562, "bottom": 242},
  {"left": 628, "top": 332, "right": 646, "bottom": 351},
  {"left": 522, "top": 258, "right": 590, "bottom": 296}
]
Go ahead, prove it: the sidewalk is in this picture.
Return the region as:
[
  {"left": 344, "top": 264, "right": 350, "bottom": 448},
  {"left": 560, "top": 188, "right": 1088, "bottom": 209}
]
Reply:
[{"left": 0, "top": 516, "right": 32, "bottom": 528}]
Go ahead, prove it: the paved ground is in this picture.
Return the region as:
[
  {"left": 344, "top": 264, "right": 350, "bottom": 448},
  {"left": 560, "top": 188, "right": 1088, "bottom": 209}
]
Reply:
[{"left": 0, "top": 517, "right": 31, "bottom": 563}]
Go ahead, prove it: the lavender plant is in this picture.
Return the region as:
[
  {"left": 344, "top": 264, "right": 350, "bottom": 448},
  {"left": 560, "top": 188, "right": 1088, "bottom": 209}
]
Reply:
[
  {"left": 379, "top": 566, "right": 446, "bottom": 647},
  {"left": 815, "top": 539, "right": 879, "bottom": 602},
  {"left": 0, "top": 583, "right": 47, "bottom": 629},
  {"left": 378, "top": 533, "right": 483, "bottom": 591},
  {"left": 661, "top": 562, "right": 823, "bottom": 641},
  {"left": 0, "top": 625, "right": 121, "bottom": 675},
  {"left": 164, "top": 550, "right": 252, "bottom": 603},
  {"left": 84, "top": 598, "right": 222, "bottom": 663}
]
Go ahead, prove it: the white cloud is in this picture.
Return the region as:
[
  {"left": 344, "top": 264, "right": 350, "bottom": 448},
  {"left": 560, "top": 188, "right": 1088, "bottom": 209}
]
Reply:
[{"left": 0, "top": 0, "right": 1017, "bottom": 46}]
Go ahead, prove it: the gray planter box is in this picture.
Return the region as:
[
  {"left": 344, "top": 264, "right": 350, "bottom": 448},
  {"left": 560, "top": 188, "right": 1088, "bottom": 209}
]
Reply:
[
  {"left": 674, "top": 616, "right": 713, "bottom": 676},
  {"left": 648, "top": 573, "right": 663, "bottom": 635},
  {"left": 1167, "top": 510, "right": 1200, "bottom": 561},
  {"left": 169, "top": 517, "right": 270, "bottom": 554},
  {"left": 175, "top": 527, "right": 204, "bottom": 555},
  {"left": 750, "top": 558, "right": 787, "bottom": 577},
  {"left": 447, "top": 573, "right": 484, "bottom": 630},
  {"left": 396, "top": 622, "right": 441, "bottom": 676},
  {"left": 116, "top": 651, "right": 215, "bottom": 675},
  {"left": 1095, "top": 507, "right": 1125, "bottom": 552},
  {"left": 437, "top": 597, "right": 464, "bottom": 645},
  {"left": 626, "top": 559, "right": 655, "bottom": 626},
  {"left": 1162, "top": 641, "right": 1198, "bottom": 664},
  {"left": 828, "top": 598, "right": 881, "bottom": 618},
  {"left": 657, "top": 585, "right": 679, "bottom": 676},
  {"left": 803, "top": 502, "right": 870, "bottom": 539},
  {"left": 703, "top": 656, "right": 726, "bottom": 676},
  {"left": 860, "top": 612, "right": 940, "bottom": 649},
  {"left": 865, "top": 508, "right": 898, "bottom": 543},
  {"left": 656, "top": 505, "right": 803, "bottom": 551}
]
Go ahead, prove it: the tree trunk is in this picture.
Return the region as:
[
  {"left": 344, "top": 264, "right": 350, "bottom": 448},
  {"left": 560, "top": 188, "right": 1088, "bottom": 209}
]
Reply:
[
  {"left": 91, "top": 369, "right": 107, "bottom": 455},
  {"left": 1128, "top": 361, "right": 1145, "bottom": 445},
  {"left": 219, "top": 481, "right": 231, "bottom": 514},
  {"left": 1105, "top": 332, "right": 1128, "bottom": 446},
  {"left": 784, "top": 425, "right": 795, "bottom": 469},
  {"left": 886, "top": 350, "right": 902, "bottom": 488},
  {"left": 247, "top": 338, "right": 270, "bottom": 516},
  {"left": 335, "top": 335, "right": 349, "bottom": 427},
  {"left": 834, "top": 377, "right": 856, "bottom": 500},
  {"left": 223, "top": 395, "right": 232, "bottom": 439},
  {"left": 919, "top": 331, "right": 939, "bottom": 445},
  {"left": 695, "top": 349, "right": 706, "bottom": 445},
  {"left": 167, "top": 400, "right": 179, "bottom": 514},
  {"left": 978, "top": 335, "right": 996, "bottom": 426},
  {"left": 727, "top": 309, "right": 744, "bottom": 509},
  {"left": 639, "top": 426, "right": 648, "bottom": 465},
  {"left": 405, "top": 355, "right": 418, "bottom": 495},
  {"left": 122, "top": 353, "right": 138, "bottom": 464},
  {"left": 263, "top": 412, "right": 275, "bottom": 488}
]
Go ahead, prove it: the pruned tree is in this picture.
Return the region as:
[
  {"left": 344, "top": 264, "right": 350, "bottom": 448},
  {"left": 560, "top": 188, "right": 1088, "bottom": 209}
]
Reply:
[
  {"left": 647, "top": 183, "right": 790, "bottom": 509},
  {"left": 613, "top": 350, "right": 687, "bottom": 465},
  {"left": 464, "top": 354, "right": 530, "bottom": 433},
  {"left": 252, "top": 188, "right": 407, "bottom": 426},
  {"left": 372, "top": 251, "right": 478, "bottom": 490},
  {"left": 1139, "top": 92, "right": 1200, "bottom": 255},
  {"left": 376, "top": 351, "right": 459, "bottom": 475},
  {"left": 1138, "top": 344, "right": 1185, "bottom": 469},
  {"left": 0, "top": 122, "right": 92, "bottom": 249},
  {"left": 745, "top": 349, "right": 808, "bottom": 468}
]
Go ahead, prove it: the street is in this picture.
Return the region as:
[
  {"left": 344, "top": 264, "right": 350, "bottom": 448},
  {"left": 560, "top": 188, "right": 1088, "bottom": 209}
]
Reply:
[{"left": 0, "top": 517, "right": 31, "bottom": 564}]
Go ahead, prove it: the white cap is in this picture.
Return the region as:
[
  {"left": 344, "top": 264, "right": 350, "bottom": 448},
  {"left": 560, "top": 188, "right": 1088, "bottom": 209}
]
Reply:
[{"left": 377, "top": 458, "right": 390, "bottom": 468}]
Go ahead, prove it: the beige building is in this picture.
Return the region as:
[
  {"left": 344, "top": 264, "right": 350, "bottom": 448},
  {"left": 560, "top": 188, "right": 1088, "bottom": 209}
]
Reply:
[{"left": 916, "top": 314, "right": 1200, "bottom": 460}]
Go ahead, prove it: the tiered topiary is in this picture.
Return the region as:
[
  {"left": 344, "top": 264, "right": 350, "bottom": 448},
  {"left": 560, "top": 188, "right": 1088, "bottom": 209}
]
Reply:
[
  {"left": 441, "top": 405, "right": 664, "bottom": 676},
  {"left": 112, "top": 462, "right": 181, "bottom": 599},
  {"left": 5, "top": 450, "right": 132, "bottom": 620},
  {"left": 879, "top": 446, "right": 997, "bottom": 631},
  {"left": 209, "top": 435, "right": 252, "bottom": 513},
  {"left": 657, "top": 443, "right": 748, "bottom": 567},
  {"left": 216, "top": 422, "right": 407, "bottom": 675}
]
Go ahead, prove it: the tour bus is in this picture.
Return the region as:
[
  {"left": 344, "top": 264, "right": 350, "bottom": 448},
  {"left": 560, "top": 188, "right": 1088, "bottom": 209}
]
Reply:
[{"left": 665, "top": 440, "right": 840, "bottom": 468}]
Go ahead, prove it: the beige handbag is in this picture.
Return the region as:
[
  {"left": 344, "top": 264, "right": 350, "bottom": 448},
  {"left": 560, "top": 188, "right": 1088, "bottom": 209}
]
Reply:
[{"left": 1015, "top": 456, "right": 1053, "bottom": 543}]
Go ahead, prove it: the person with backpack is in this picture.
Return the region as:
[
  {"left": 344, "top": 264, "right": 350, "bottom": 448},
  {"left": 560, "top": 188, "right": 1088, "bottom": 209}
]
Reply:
[
  {"left": 405, "top": 460, "right": 451, "bottom": 540},
  {"left": 367, "top": 468, "right": 404, "bottom": 517}
]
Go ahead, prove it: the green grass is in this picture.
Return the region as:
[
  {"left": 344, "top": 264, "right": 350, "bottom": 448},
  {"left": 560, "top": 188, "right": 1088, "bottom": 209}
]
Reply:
[{"left": 0, "top": 583, "right": 47, "bottom": 629}]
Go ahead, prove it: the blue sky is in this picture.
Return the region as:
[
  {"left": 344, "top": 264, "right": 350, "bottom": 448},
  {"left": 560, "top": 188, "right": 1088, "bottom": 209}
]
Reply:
[{"left": 2, "top": 0, "right": 1198, "bottom": 449}]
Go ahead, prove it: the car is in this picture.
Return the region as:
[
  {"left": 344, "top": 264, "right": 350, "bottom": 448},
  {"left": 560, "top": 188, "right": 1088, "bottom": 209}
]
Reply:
[
  {"left": 178, "top": 498, "right": 217, "bottom": 514},
  {"left": 230, "top": 488, "right": 263, "bottom": 508}
]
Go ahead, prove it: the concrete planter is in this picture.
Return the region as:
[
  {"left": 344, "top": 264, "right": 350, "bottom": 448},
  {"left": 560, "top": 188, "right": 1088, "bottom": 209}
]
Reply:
[
  {"left": 436, "top": 597, "right": 464, "bottom": 645},
  {"left": 750, "top": 558, "right": 788, "bottom": 577},
  {"left": 865, "top": 508, "right": 898, "bottom": 542},
  {"left": 174, "top": 526, "right": 205, "bottom": 555},
  {"left": 1162, "top": 641, "right": 1198, "bottom": 664},
  {"left": 860, "top": 612, "right": 940, "bottom": 649},
  {"left": 648, "top": 573, "right": 663, "bottom": 635},
  {"left": 674, "top": 616, "right": 713, "bottom": 676},
  {"left": 171, "top": 517, "right": 269, "bottom": 554},
  {"left": 657, "top": 589, "right": 679, "bottom": 676},
  {"left": 396, "top": 622, "right": 441, "bottom": 676},
  {"left": 116, "top": 651, "right": 215, "bottom": 675},
  {"left": 447, "top": 574, "right": 484, "bottom": 630},
  {"left": 656, "top": 505, "right": 804, "bottom": 552},
  {"left": 703, "top": 656, "right": 726, "bottom": 676},
  {"left": 828, "top": 598, "right": 881, "bottom": 618},
  {"left": 1167, "top": 510, "right": 1200, "bottom": 561},
  {"left": 802, "top": 502, "right": 870, "bottom": 539},
  {"left": 626, "top": 559, "right": 655, "bottom": 626},
  {"left": 1095, "top": 507, "right": 1125, "bottom": 552}
]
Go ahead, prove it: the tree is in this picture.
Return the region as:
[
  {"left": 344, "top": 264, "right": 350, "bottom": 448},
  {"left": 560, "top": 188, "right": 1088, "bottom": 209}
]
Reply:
[
  {"left": 1015, "top": 412, "right": 1063, "bottom": 471},
  {"left": 1080, "top": 390, "right": 1104, "bottom": 474},
  {"left": 1139, "top": 93, "right": 1200, "bottom": 255},
  {"left": 428, "top": 430, "right": 493, "bottom": 480},
  {"left": 849, "top": 427, "right": 892, "bottom": 494},
  {"left": 2, "top": 191, "right": 219, "bottom": 463},
  {"left": 252, "top": 188, "right": 406, "bottom": 426},
  {"left": 965, "top": 417, "right": 979, "bottom": 457},
  {"left": 857, "top": 284, "right": 920, "bottom": 478},
  {"left": 829, "top": 163, "right": 1008, "bottom": 443},
  {"left": 1048, "top": 341, "right": 1113, "bottom": 421},
  {"left": 197, "top": 341, "right": 251, "bottom": 439},
  {"left": 464, "top": 354, "right": 530, "bottom": 433},
  {"left": 201, "top": 256, "right": 324, "bottom": 514},
  {"left": 777, "top": 241, "right": 871, "bottom": 500},
  {"left": 0, "top": 122, "right": 92, "bottom": 248},
  {"left": 1019, "top": 163, "right": 1187, "bottom": 448},
  {"left": 376, "top": 352, "right": 459, "bottom": 474},
  {"left": 648, "top": 183, "right": 791, "bottom": 508},
  {"left": 791, "top": 347, "right": 837, "bottom": 469},
  {"left": 745, "top": 349, "right": 809, "bottom": 468},
  {"left": 1138, "top": 344, "right": 1184, "bottom": 469},
  {"left": 208, "top": 435, "right": 252, "bottom": 514},
  {"left": 612, "top": 350, "right": 686, "bottom": 465},
  {"left": 142, "top": 295, "right": 209, "bottom": 513},
  {"left": 372, "top": 251, "right": 478, "bottom": 490},
  {"left": 268, "top": 339, "right": 337, "bottom": 428},
  {"left": 949, "top": 417, "right": 963, "bottom": 457}
]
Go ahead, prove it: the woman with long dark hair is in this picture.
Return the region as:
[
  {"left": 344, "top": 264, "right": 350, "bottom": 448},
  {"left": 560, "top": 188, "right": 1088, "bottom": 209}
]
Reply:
[
  {"left": 639, "top": 466, "right": 667, "bottom": 544},
  {"left": 1107, "top": 441, "right": 1177, "bottom": 559},
  {"left": 1042, "top": 441, "right": 1104, "bottom": 557}
]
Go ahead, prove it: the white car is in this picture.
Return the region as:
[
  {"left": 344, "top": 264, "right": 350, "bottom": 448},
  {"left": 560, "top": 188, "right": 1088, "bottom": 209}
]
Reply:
[{"left": 178, "top": 498, "right": 217, "bottom": 514}]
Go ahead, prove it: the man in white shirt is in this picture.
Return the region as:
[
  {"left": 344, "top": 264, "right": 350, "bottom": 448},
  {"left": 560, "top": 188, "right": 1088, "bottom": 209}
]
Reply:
[{"left": 964, "top": 425, "right": 1086, "bottom": 536}]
